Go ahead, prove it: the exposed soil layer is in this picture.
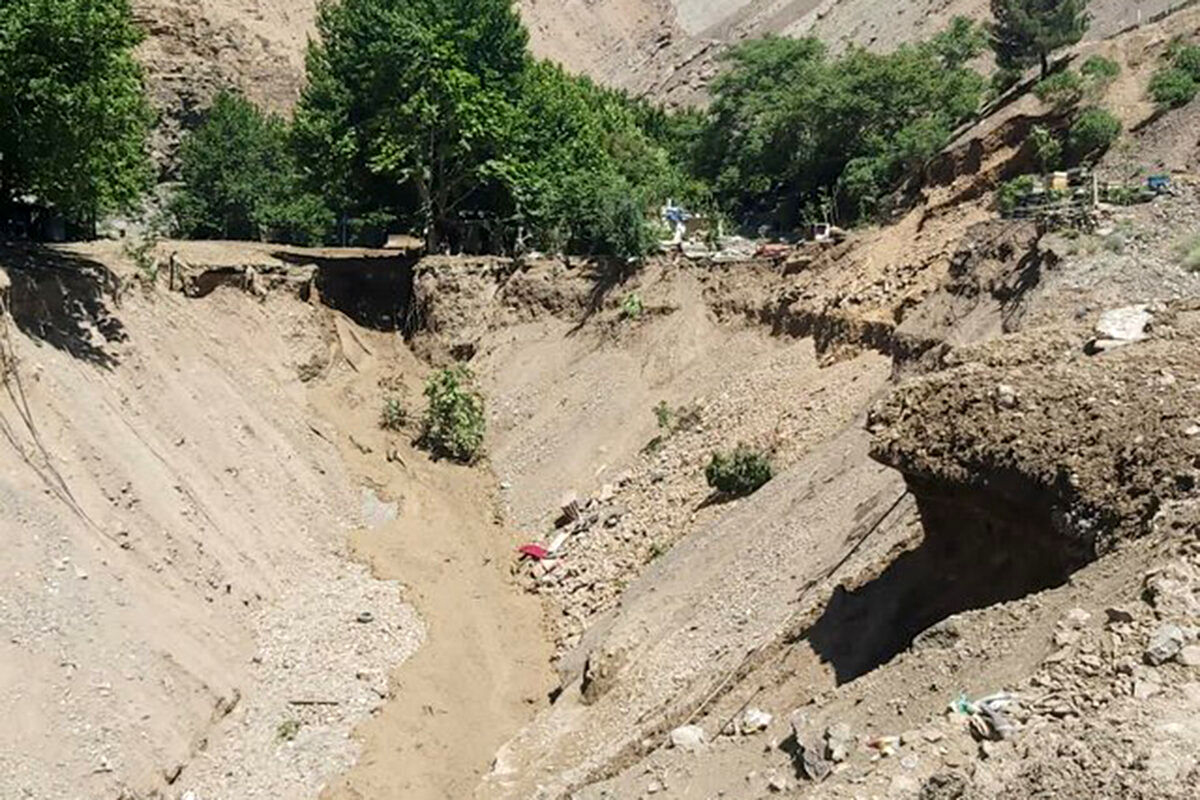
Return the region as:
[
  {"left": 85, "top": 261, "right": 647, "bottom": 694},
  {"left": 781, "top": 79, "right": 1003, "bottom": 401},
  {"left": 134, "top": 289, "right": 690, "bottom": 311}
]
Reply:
[{"left": 806, "top": 473, "right": 1093, "bottom": 684}]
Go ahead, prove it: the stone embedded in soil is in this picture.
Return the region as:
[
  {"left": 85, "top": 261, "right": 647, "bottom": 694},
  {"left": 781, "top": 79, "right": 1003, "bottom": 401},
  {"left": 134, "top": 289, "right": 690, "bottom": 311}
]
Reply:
[
  {"left": 790, "top": 712, "right": 831, "bottom": 781},
  {"left": 994, "top": 383, "right": 1019, "bottom": 409},
  {"left": 1178, "top": 645, "right": 1200, "bottom": 667},
  {"left": 1144, "top": 623, "right": 1186, "bottom": 665},
  {"left": 739, "top": 707, "right": 772, "bottom": 735},
  {"left": 1062, "top": 608, "right": 1091, "bottom": 629},
  {"left": 1105, "top": 606, "right": 1135, "bottom": 626},
  {"left": 825, "top": 722, "right": 853, "bottom": 762},
  {"left": 1095, "top": 304, "right": 1152, "bottom": 343},
  {"left": 669, "top": 724, "right": 707, "bottom": 752}
]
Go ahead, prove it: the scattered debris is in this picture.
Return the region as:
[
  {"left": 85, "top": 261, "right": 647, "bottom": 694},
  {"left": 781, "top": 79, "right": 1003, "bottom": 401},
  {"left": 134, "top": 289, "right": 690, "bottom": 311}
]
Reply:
[
  {"left": 518, "top": 543, "right": 550, "bottom": 561},
  {"left": 867, "top": 734, "right": 901, "bottom": 757},
  {"left": 950, "top": 692, "right": 1019, "bottom": 741},
  {"left": 556, "top": 492, "right": 581, "bottom": 528}
]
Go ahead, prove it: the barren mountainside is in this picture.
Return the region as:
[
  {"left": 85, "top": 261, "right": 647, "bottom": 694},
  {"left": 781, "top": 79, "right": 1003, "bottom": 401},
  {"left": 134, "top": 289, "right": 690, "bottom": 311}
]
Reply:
[{"left": 134, "top": 0, "right": 1182, "bottom": 134}]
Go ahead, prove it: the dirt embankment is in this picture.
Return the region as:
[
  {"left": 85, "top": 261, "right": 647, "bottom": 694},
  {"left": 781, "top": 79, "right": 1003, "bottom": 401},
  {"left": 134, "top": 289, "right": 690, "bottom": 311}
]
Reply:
[
  {"left": 0, "top": 240, "right": 554, "bottom": 800},
  {"left": 0, "top": 242, "right": 421, "bottom": 800}
]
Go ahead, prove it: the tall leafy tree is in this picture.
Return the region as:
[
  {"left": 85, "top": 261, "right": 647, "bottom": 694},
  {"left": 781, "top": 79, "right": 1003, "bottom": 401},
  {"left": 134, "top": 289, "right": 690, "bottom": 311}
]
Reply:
[
  {"left": 293, "top": 0, "right": 529, "bottom": 249},
  {"left": 489, "top": 61, "right": 696, "bottom": 257},
  {"left": 0, "top": 0, "right": 153, "bottom": 220},
  {"left": 172, "top": 91, "right": 333, "bottom": 244},
  {"left": 990, "top": 0, "right": 1092, "bottom": 78},
  {"left": 698, "top": 22, "right": 986, "bottom": 226}
]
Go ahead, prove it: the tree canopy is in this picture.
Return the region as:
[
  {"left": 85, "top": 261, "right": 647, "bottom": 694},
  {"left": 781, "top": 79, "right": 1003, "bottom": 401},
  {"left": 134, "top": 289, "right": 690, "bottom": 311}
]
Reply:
[
  {"left": 172, "top": 91, "right": 334, "bottom": 245},
  {"left": 287, "top": 0, "right": 692, "bottom": 257},
  {"left": 990, "top": 0, "right": 1092, "bottom": 77},
  {"left": 294, "top": 0, "right": 530, "bottom": 249},
  {"left": 0, "top": 0, "right": 153, "bottom": 219},
  {"left": 694, "top": 21, "right": 987, "bottom": 227}
]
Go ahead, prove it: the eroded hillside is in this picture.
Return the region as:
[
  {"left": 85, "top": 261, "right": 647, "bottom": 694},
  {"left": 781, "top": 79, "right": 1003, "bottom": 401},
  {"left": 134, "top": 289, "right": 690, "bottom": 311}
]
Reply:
[{"left": 5, "top": 4, "right": 1200, "bottom": 800}]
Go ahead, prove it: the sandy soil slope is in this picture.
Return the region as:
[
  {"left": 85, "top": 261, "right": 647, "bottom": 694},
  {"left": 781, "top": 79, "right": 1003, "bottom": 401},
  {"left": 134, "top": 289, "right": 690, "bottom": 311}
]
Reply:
[
  {"left": 0, "top": 241, "right": 552, "bottom": 800},
  {"left": 0, "top": 242, "right": 421, "bottom": 799}
]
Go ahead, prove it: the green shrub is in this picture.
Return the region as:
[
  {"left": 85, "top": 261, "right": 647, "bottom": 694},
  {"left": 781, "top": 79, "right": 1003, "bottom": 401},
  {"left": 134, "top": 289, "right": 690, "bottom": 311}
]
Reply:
[
  {"left": 1167, "top": 40, "right": 1200, "bottom": 80},
  {"left": 621, "top": 292, "right": 644, "bottom": 319},
  {"left": 654, "top": 400, "right": 672, "bottom": 429},
  {"left": 1034, "top": 70, "right": 1084, "bottom": 108},
  {"left": 380, "top": 396, "right": 407, "bottom": 431},
  {"left": 990, "top": 67, "right": 1024, "bottom": 97},
  {"left": 277, "top": 719, "right": 301, "bottom": 741},
  {"left": 1105, "top": 184, "right": 1144, "bottom": 206},
  {"left": 1081, "top": 55, "right": 1120, "bottom": 84},
  {"left": 1029, "top": 125, "right": 1063, "bottom": 172},
  {"left": 705, "top": 445, "right": 773, "bottom": 496},
  {"left": 1149, "top": 67, "right": 1198, "bottom": 109},
  {"left": 1067, "top": 108, "right": 1122, "bottom": 161},
  {"left": 420, "top": 367, "right": 485, "bottom": 463},
  {"left": 997, "top": 174, "right": 1037, "bottom": 213}
]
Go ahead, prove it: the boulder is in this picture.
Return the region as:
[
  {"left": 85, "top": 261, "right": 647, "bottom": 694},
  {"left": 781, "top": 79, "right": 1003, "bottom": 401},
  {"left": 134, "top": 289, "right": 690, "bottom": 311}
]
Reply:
[
  {"left": 669, "top": 724, "right": 707, "bottom": 753},
  {"left": 1089, "top": 305, "right": 1152, "bottom": 352},
  {"left": 739, "top": 707, "right": 772, "bottom": 735},
  {"left": 789, "top": 712, "right": 831, "bottom": 781},
  {"left": 1144, "top": 623, "right": 1186, "bottom": 666}
]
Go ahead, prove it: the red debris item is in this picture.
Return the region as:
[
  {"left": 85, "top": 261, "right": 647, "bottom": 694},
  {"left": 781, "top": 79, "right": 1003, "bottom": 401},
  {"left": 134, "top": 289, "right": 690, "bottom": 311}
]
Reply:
[
  {"left": 518, "top": 543, "right": 550, "bottom": 560},
  {"left": 756, "top": 243, "right": 791, "bottom": 259}
]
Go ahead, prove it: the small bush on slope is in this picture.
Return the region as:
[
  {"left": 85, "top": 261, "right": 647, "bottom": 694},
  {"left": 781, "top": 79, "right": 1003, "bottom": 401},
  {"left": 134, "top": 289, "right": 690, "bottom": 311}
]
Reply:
[
  {"left": 380, "top": 396, "right": 407, "bottom": 431},
  {"left": 1034, "top": 70, "right": 1085, "bottom": 109},
  {"left": 1149, "top": 40, "right": 1200, "bottom": 109},
  {"left": 1068, "top": 108, "right": 1122, "bottom": 161},
  {"left": 705, "top": 446, "right": 773, "bottom": 497},
  {"left": 420, "top": 367, "right": 485, "bottom": 463}
]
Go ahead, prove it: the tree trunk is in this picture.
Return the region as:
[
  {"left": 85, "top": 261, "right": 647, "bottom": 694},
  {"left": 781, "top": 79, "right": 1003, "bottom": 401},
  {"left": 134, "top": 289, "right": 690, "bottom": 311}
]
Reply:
[
  {"left": 1040, "top": 52, "right": 1049, "bottom": 79},
  {"left": 415, "top": 171, "right": 437, "bottom": 253}
]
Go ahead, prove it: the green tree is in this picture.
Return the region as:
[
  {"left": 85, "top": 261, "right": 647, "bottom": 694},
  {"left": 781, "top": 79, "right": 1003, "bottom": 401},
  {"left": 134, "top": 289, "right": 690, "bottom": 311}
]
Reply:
[
  {"left": 294, "top": 0, "right": 529, "bottom": 250},
  {"left": 1029, "top": 124, "right": 1063, "bottom": 171},
  {"left": 489, "top": 61, "right": 693, "bottom": 257},
  {"left": 173, "top": 91, "right": 332, "bottom": 244},
  {"left": 1148, "top": 40, "right": 1200, "bottom": 109},
  {"left": 927, "top": 16, "right": 989, "bottom": 69},
  {"left": 699, "top": 23, "right": 985, "bottom": 226},
  {"left": 989, "top": 0, "right": 1091, "bottom": 78},
  {"left": 1067, "top": 107, "right": 1121, "bottom": 161},
  {"left": 0, "top": 0, "right": 152, "bottom": 221}
]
